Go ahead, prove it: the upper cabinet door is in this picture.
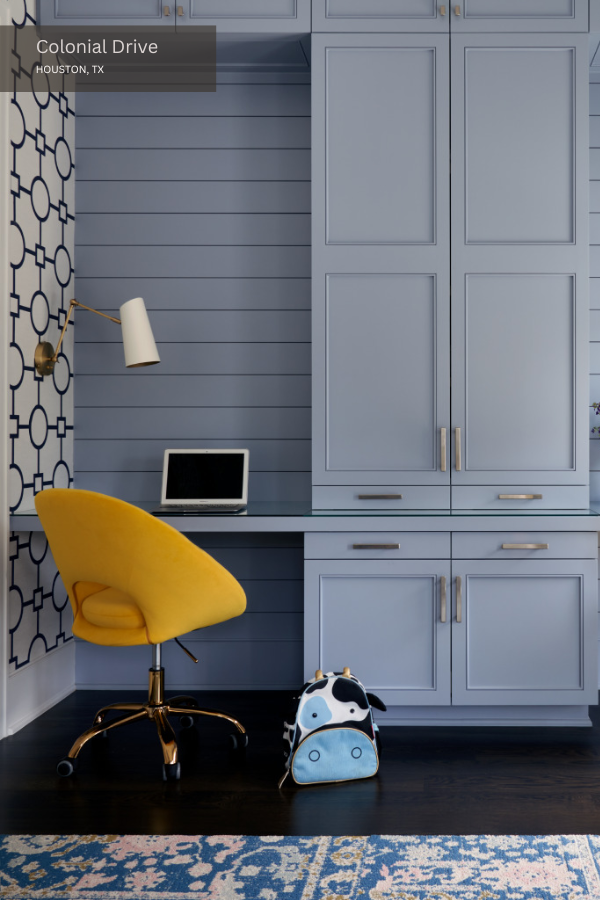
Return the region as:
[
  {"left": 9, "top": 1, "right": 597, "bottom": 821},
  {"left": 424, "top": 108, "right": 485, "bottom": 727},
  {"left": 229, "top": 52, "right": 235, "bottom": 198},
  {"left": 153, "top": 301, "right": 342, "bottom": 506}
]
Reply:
[
  {"left": 37, "top": 0, "right": 172, "bottom": 25},
  {"left": 178, "top": 0, "right": 311, "bottom": 30},
  {"left": 450, "top": 35, "right": 589, "bottom": 501},
  {"left": 312, "top": 0, "right": 449, "bottom": 32},
  {"left": 38, "top": 0, "right": 311, "bottom": 29},
  {"left": 312, "top": 35, "right": 450, "bottom": 503},
  {"left": 452, "top": 0, "right": 588, "bottom": 33}
]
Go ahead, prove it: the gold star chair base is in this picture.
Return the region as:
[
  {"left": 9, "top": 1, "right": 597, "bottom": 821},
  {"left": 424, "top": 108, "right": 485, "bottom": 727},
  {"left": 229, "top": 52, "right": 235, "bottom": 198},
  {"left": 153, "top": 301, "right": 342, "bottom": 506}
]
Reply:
[{"left": 56, "top": 645, "right": 247, "bottom": 781}]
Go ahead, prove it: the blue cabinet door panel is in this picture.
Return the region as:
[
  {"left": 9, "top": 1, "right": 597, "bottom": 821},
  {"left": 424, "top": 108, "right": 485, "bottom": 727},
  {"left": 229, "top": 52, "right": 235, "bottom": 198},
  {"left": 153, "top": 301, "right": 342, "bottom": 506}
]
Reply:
[
  {"left": 312, "top": 0, "right": 448, "bottom": 32},
  {"left": 457, "top": 0, "right": 588, "bottom": 32},
  {"left": 305, "top": 558, "right": 451, "bottom": 706},
  {"left": 38, "top": 0, "right": 168, "bottom": 24},
  {"left": 451, "top": 35, "right": 588, "bottom": 501},
  {"left": 183, "top": 0, "right": 311, "bottom": 30},
  {"left": 451, "top": 559, "right": 597, "bottom": 705},
  {"left": 312, "top": 34, "right": 450, "bottom": 503}
]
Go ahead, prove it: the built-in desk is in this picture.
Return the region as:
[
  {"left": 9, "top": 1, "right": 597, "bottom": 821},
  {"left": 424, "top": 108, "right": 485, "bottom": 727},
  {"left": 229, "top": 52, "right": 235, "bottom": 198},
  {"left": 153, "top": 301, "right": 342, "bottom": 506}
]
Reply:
[
  {"left": 11, "top": 503, "right": 600, "bottom": 533},
  {"left": 12, "top": 505, "right": 600, "bottom": 727}
]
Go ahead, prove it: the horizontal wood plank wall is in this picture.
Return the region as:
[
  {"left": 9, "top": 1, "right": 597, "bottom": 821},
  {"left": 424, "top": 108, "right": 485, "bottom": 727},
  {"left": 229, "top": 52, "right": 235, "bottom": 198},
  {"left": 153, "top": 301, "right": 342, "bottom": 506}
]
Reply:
[
  {"left": 74, "top": 533, "right": 304, "bottom": 690},
  {"left": 73, "top": 74, "right": 310, "bottom": 690}
]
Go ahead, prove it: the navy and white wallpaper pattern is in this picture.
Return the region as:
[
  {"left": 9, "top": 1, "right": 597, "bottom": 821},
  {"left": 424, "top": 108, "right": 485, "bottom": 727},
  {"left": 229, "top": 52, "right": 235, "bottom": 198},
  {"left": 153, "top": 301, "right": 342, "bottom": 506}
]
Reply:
[{"left": 7, "top": 0, "right": 75, "bottom": 671}]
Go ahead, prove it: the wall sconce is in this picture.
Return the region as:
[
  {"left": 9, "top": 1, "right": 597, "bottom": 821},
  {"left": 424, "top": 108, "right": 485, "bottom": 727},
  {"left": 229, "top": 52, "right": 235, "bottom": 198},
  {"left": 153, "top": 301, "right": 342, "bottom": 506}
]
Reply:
[{"left": 34, "top": 296, "right": 160, "bottom": 377}]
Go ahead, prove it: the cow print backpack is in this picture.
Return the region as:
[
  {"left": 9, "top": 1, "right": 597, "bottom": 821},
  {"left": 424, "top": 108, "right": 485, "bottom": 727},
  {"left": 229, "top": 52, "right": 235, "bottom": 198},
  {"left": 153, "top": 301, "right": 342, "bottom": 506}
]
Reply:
[{"left": 278, "top": 667, "right": 386, "bottom": 788}]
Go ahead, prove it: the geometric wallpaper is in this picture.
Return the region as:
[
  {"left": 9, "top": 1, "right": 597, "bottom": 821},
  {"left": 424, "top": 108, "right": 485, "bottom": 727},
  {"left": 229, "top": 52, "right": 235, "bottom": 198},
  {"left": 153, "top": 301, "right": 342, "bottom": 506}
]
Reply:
[{"left": 7, "top": 0, "right": 75, "bottom": 670}]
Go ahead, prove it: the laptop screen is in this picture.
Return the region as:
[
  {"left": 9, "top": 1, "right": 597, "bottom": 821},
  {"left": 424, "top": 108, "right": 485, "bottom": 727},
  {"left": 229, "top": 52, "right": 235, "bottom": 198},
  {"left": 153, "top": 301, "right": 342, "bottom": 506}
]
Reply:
[{"left": 165, "top": 451, "right": 246, "bottom": 501}]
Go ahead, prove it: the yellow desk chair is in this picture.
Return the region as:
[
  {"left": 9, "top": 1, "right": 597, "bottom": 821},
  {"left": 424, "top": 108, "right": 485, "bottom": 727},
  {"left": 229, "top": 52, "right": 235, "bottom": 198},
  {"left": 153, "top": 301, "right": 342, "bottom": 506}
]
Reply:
[{"left": 35, "top": 488, "right": 247, "bottom": 781}]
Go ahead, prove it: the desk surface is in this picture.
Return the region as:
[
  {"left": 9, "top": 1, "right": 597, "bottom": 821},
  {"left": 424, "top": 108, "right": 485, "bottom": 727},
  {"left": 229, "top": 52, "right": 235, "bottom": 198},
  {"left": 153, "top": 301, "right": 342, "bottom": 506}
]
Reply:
[{"left": 10, "top": 501, "right": 600, "bottom": 532}]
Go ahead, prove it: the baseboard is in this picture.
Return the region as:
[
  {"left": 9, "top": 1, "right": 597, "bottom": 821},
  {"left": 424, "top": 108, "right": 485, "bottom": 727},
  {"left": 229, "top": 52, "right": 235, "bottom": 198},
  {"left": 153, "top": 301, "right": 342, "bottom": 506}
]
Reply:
[
  {"left": 6, "top": 643, "right": 76, "bottom": 735},
  {"left": 376, "top": 704, "right": 593, "bottom": 727}
]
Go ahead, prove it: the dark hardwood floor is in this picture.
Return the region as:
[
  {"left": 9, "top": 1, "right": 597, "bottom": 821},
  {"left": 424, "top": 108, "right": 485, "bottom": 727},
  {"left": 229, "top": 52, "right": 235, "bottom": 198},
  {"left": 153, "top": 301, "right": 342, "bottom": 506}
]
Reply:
[{"left": 2, "top": 689, "right": 600, "bottom": 835}]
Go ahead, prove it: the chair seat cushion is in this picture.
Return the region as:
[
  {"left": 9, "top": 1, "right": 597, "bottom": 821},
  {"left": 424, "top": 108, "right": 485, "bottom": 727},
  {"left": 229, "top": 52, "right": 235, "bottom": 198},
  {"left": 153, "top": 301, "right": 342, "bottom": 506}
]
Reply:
[{"left": 81, "top": 586, "right": 146, "bottom": 630}]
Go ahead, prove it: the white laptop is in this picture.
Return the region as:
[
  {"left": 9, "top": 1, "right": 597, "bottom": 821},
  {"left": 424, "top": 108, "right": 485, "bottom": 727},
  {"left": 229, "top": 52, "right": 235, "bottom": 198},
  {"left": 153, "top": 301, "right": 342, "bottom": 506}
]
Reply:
[{"left": 154, "top": 449, "right": 249, "bottom": 514}]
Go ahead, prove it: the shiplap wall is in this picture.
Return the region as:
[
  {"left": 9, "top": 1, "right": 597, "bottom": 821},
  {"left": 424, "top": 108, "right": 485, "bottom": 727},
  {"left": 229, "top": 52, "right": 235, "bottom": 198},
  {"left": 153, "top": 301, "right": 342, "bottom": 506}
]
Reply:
[{"left": 73, "top": 75, "right": 310, "bottom": 689}]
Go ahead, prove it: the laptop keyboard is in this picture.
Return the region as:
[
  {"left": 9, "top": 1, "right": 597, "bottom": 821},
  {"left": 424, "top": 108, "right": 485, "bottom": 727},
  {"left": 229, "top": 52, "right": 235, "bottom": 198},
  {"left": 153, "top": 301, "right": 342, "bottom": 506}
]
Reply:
[{"left": 164, "top": 504, "right": 241, "bottom": 510}]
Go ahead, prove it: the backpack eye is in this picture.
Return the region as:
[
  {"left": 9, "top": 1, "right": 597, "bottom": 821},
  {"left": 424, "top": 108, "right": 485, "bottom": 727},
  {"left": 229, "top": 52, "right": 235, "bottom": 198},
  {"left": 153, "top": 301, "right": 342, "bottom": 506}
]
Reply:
[{"left": 312, "top": 712, "right": 318, "bottom": 718}]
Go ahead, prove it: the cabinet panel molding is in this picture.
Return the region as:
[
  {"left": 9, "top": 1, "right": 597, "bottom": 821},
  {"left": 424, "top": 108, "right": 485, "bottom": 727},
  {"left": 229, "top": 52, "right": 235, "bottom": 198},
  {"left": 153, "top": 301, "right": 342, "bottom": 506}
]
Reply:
[
  {"left": 321, "top": 274, "right": 446, "bottom": 478},
  {"left": 305, "top": 558, "right": 451, "bottom": 706},
  {"left": 451, "top": 559, "right": 597, "bottom": 705},
  {"left": 324, "top": 46, "right": 436, "bottom": 246},
  {"left": 312, "top": 0, "right": 448, "bottom": 32},
  {"left": 463, "top": 46, "right": 575, "bottom": 245},
  {"left": 458, "top": 0, "right": 587, "bottom": 31}
]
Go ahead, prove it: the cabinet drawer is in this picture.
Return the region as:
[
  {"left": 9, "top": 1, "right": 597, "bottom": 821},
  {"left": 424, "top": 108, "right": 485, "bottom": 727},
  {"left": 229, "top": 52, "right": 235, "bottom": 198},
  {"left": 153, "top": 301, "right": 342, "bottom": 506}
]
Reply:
[
  {"left": 452, "top": 532, "right": 598, "bottom": 560},
  {"left": 312, "top": 0, "right": 447, "bottom": 32},
  {"left": 312, "top": 485, "right": 450, "bottom": 510},
  {"left": 305, "top": 532, "right": 450, "bottom": 559},
  {"left": 452, "top": 485, "right": 589, "bottom": 511}
]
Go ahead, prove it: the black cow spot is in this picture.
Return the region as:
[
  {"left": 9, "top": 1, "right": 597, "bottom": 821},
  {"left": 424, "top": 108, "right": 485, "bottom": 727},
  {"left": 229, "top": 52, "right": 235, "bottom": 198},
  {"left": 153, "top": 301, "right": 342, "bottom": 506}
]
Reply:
[
  {"left": 305, "top": 681, "right": 326, "bottom": 695},
  {"left": 331, "top": 678, "right": 368, "bottom": 708}
]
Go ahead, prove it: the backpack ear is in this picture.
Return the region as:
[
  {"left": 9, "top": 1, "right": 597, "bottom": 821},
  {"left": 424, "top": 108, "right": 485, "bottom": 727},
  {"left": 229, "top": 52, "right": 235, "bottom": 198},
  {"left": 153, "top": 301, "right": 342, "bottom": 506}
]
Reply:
[{"left": 366, "top": 692, "right": 387, "bottom": 712}]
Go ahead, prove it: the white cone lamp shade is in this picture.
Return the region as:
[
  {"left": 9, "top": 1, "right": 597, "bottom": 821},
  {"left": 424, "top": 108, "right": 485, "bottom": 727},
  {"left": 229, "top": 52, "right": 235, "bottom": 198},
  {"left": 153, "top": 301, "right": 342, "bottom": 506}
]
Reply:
[{"left": 120, "top": 297, "right": 160, "bottom": 368}]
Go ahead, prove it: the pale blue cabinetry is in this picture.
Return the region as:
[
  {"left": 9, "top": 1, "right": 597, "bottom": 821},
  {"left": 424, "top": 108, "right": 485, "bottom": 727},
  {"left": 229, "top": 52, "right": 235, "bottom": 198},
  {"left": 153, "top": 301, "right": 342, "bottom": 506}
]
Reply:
[
  {"left": 305, "top": 531, "right": 598, "bottom": 715},
  {"left": 37, "top": 0, "right": 311, "bottom": 30},
  {"left": 304, "top": 536, "right": 451, "bottom": 707},
  {"left": 312, "top": 31, "right": 588, "bottom": 511},
  {"left": 450, "top": 35, "right": 589, "bottom": 511},
  {"left": 311, "top": 0, "right": 448, "bottom": 33},
  {"left": 311, "top": 34, "right": 450, "bottom": 511},
  {"left": 311, "top": 0, "right": 587, "bottom": 32},
  {"left": 451, "top": 558, "right": 598, "bottom": 706}
]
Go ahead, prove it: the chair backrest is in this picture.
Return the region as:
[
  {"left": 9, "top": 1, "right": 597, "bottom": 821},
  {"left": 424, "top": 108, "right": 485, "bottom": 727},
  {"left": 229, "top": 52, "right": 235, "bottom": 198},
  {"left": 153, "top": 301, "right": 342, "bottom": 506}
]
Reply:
[{"left": 35, "top": 488, "right": 246, "bottom": 644}]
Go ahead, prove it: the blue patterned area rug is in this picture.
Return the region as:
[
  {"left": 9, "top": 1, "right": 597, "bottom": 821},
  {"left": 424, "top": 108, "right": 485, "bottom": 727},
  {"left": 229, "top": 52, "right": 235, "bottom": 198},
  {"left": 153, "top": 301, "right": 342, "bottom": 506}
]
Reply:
[{"left": 1, "top": 834, "right": 600, "bottom": 898}]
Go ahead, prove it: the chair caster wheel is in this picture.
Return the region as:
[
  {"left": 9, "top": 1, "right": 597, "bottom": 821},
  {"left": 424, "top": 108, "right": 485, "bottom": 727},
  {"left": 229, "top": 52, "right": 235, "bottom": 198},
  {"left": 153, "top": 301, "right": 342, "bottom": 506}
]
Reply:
[
  {"left": 179, "top": 714, "right": 195, "bottom": 730},
  {"left": 229, "top": 732, "right": 248, "bottom": 751},
  {"left": 57, "top": 757, "right": 78, "bottom": 777},
  {"left": 162, "top": 762, "right": 181, "bottom": 781}
]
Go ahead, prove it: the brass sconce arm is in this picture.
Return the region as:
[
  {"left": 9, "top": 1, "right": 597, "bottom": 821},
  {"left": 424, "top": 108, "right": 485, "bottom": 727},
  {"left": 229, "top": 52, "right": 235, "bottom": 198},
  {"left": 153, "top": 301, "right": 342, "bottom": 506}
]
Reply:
[
  {"left": 34, "top": 299, "right": 122, "bottom": 377},
  {"left": 35, "top": 295, "right": 160, "bottom": 376}
]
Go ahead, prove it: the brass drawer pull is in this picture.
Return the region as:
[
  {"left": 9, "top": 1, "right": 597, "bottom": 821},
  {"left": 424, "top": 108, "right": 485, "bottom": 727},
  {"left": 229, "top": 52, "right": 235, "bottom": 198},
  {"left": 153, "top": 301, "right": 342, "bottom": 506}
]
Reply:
[
  {"left": 502, "top": 543, "right": 549, "bottom": 550},
  {"left": 441, "top": 575, "right": 447, "bottom": 623},
  {"left": 352, "top": 543, "right": 400, "bottom": 550},
  {"left": 440, "top": 427, "right": 447, "bottom": 473},
  {"left": 456, "top": 575, "right": 462, "bottom": 623},
  {"left": 164, "top": 4, "right": 171, "bottom": 14},
  {"left": 177, "top": 4, "right": 184, "bottom": 14},
  {"left": 455, "top": 427, "right": 461, "bottom": 471},
  {"left": 358, "top": 494, "right": 403, "bottom": 500},
  {"left": 498, "top": 494, "right": 542, "bottom": 500},
  {"left": 454, "top": 4, "right": 461, "bottom": 14},
  {"left": 440, "top": 4, "right": 446, "bottom": 14}
]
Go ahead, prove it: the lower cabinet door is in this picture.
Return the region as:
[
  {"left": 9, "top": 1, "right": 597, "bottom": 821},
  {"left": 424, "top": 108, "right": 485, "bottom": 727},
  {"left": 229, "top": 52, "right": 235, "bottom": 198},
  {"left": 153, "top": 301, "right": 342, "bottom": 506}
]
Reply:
[
  {"left": 304, "top": 559, "right": 451, "bottom": 706},
  {"left": 451, "top": 559, "right": 598, "bottom": 705}
]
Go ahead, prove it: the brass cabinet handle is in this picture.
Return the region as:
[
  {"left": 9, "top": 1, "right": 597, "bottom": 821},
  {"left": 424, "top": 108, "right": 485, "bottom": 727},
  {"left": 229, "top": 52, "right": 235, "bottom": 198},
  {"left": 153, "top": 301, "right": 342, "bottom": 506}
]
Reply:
[
  {"left": 454, "top": 4, "right": 461, "bottom": 14},
  {"left": 455, "top": 427, "right": 461, "bottom": 471},
  {"left": 177, "top": 4, "right": 184, "bottom": 13},
  {"left": 352, "top": 543, "right": 400, "bottom": 550},
  {"left": 440, "top": 427, "right": 447, "bottom": 472},
  {"left": 440, "top": 4, "right": 446, "bottom": 14},
  {"left": 358, "top": 494, "right": 403, "bottom": 500},
  {"left": 163, "top": 4, "right": 171, "bottom": 14},
  {"left": 456, "top": 575, "right": 462, "bottom": 623},
  {"left": 502, "top": 543, "right": 549, "bottom": 550},
  {"left": 441, "top": 575, "right": 447, "bottom": 623},
  {"left": 498, "top": 494, "right": 542, "bottom": 500}
]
